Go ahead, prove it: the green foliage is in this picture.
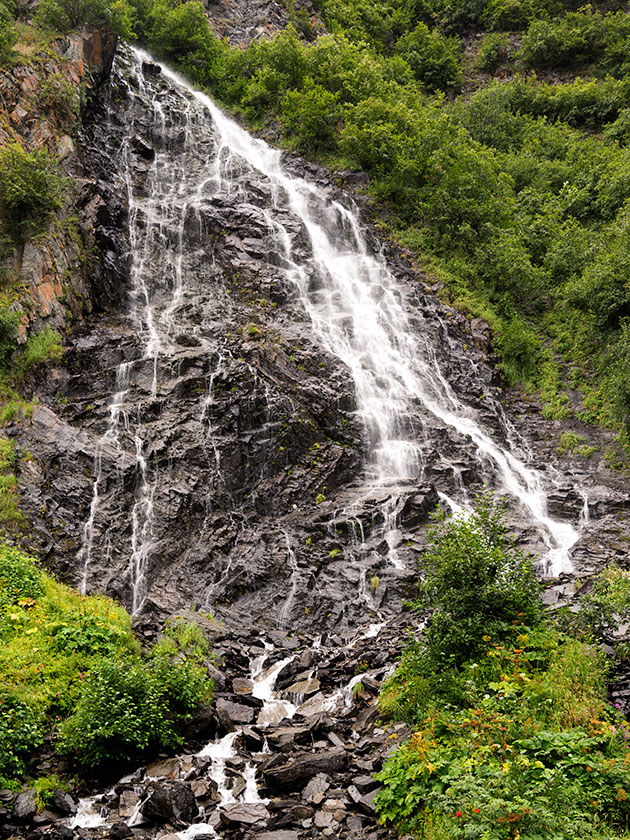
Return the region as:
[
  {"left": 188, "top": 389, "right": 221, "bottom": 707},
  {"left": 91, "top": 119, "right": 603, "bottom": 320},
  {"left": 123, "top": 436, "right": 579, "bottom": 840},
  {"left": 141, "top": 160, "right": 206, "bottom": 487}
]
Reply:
[
  {"left": 0, "top": 544, "right": 212, "bottom": 778},
  {"left": 0, "top": 543, "right": 41, "bottom": 608},
  {"left": 520, "top": 8, "right": 630, "bottom": 73},
  {"left": 0, "top": 690, "right": 42, "bottom": 777},
  {"left": 476, "top": 32, "right": 514, "bottom": 72},
  {"left": 556, "top": 430, "right": 585, "bottom": 454},
  {"left": 38, "top": 73, "right": 79, "bottom": 129},
  {"left": 0, "top": 143, "right": 65, "bottom": 245},
  {"left": 415, "top": 491, "right": 542, "bottom": 669},
  {"left": 376, "top": 499, "right": 629, "bottom": 839},
  {"left": 568, "top": 564, "right": 630, "bottom": 647},
  {"left": 494, "top": 316, "right": 543, "bottom": 384},
  {"left": 0, "top": 303, "right": 20, "bottom": 372},
  {"left": 280, "top": 78, "right": 340, "bottom": 150},
  {"left": 520, "top": 8, "right": 607, "bottom": 69},
  {"left": 0, "top": 437, "right": 24, "bottom": 527},
  {"left": 395, "top": 22, "right": 462, "bottom": 92},
  {"left": 0, "top": 0, "right": 16, "bottom": 65},
  {"left": 16, "top": 328, "right": 63, "bottom": 375},
  {"left": 481, "top": 0, "right": 561, "bottom": 32},
  {"left": 59, "top": 618, "right": 212, "bottom": 766},
  {"left": 33, "top": 774, "right": 67, "bottom": 809},
  {"left": 58, "top": 651, "right": 208, "bottom": 766}
]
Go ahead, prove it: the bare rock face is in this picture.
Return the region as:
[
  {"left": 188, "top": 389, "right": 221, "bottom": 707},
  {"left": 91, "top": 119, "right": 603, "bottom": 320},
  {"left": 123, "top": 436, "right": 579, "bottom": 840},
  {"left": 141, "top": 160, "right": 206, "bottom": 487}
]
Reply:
[
  {"left": 203, "top": 0, "right": 323, "bottom": 45},
  {"left": 142, "top": 782, "right": 198, "bottom": 825}
]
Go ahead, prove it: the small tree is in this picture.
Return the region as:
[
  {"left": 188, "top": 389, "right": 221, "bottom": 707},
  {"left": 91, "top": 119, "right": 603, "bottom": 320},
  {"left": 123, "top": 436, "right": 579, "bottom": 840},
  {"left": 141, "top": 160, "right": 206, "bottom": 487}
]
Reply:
[
  {"left": 415, "top": 490, "right": 542, "bottom": 668},
  {"left": 0, "top": 143, "right": 66, "bottom": 245}
]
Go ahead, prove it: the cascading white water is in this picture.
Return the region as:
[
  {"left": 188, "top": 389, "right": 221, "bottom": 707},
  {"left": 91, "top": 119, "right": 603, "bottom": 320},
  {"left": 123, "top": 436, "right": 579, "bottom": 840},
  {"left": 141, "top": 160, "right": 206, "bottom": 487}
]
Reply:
[
  {"left": 129, "top": 47, "right": 580, "bottom": 576},
  {"left": 78, "top": 35, "right": 583, "bottom": 622}
]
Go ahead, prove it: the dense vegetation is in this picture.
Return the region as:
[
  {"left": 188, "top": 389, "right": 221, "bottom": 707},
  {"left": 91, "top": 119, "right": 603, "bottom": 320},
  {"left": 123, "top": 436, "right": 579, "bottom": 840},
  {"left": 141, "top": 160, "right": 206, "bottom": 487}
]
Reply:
[
  {"left": 376, "top": 495, "right": 630, "bottom": 839},
  {"left": 0, "top": 543, "right": 213, "bottom": 785}
]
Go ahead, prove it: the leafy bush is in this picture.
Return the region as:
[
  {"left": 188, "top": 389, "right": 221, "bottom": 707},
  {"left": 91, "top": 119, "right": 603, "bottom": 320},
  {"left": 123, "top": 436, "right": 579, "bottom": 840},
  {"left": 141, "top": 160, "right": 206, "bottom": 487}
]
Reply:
[
  {"left": 0, "top": 544, "right": 42, "bottom": 608},
  {"left": 520, "top": 8, "right": 607, "bottom": 69},
  {"left": 16, "top": 328, "right": 63, "bottom": 375},
  {"left": 60, "top": 625, "right": 212, "bottom": 766},
  {"left": 0, "top": 543, "right": 214, "bottom": 778},
  {"left": 0, "top": 0, "right": 16, "bottom": 65},
  {"left": 280, "top": 78, "right": 341, "bottom": 151},
  {"left": 476, "top": 32, "right": 514, "bottom": 72},
  {"left": 568, "top": 564, "right": 630, "bottom": 646},
  {"left": 0, "top": 143, "right": 66, "bottom": 244},
  {"left": 494, "top": 315, "right": 543, "bottom": 384},
  {"left": 481, "top": 0, "right": 561, "bottom": 31},
  {"left": 413, "top": 491, "right": 543, "bottom": 669},
  {"left": 519, "top": 8, "right": 630, "bottom": 72},
  {"left": 38, "top": 73, "right": 79, "bottom": 129},
  {"left": 395, "top": 23, "right": 462, "bottom": 92},
  {"left": 0, "top": 690, "right": 42, "bottom": 777},
  {"left": 376, "top": 498, "right": 629, "bottom": 839},
  {"left": 59, "top": 658, "right": 185, "bottom": 765},
  {"left": 0, "top": 302, "right": 20, "bottom": 371}
]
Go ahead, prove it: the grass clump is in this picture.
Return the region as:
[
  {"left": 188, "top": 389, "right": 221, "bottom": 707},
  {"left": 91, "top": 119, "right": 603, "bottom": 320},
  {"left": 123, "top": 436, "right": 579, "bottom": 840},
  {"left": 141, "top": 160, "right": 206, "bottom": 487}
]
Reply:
[{"left": 376, "top": 493, "right": 630, "bottom": 839}]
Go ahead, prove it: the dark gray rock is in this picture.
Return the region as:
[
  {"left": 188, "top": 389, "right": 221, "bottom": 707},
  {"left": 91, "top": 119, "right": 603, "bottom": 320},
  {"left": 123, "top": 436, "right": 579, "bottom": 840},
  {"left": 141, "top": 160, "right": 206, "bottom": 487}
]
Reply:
[
  {"left": 50, "top": 790, "right": 76, "bottom": 816},
  {"left": 142, "top": 782, "right": 197, "bottom": 825},
  {"left": 14, "top": 790, "right": 37, "bottom": 821},
  {"left": 109, "top": 821, "right": 133, "bottom": 839},
  {"left": 216, "top": 698, "right": 256, "bottom": 729}
]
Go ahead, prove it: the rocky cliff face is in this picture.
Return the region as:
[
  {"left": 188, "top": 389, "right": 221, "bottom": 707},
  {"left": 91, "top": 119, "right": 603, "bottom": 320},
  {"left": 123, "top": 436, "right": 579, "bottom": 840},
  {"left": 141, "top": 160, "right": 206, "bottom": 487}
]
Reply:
[
  {"left": 10, "top": 38, "right": 630, "bottom": 641},
  {"left": 0, "top": 28, "right": 122, "bottom": 342}
]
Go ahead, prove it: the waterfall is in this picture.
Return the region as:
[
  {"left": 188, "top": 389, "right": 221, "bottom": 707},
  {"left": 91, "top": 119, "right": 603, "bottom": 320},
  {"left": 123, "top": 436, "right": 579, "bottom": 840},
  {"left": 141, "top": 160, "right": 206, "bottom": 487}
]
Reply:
[{"left": 77, "top": 43, "right": 582, "bottom": 605}]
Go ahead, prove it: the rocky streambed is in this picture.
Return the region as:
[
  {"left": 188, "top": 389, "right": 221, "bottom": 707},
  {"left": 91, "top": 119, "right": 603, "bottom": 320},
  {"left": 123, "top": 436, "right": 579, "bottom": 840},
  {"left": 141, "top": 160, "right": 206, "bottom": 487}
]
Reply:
[{"left": 3, "top": 622, "right": 416, "bottom": 840}]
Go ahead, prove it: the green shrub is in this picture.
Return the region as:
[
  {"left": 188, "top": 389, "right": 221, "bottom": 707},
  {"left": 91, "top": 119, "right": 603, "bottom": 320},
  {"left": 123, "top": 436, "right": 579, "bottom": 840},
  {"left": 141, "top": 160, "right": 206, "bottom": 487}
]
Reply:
[
  {"left": 36, "top": 0, "right": 135, "bottom": 37},
  {"left": 59, "top": 640, "right": 212, "bottom": 766},
  {"left": 413, "top": 491, "right": 542, "bottom": 669},
  {"left": 0, "top": 691, "right": 42, "bottom": 777},
  {"left": 376, "top": 497, "right": 628, "bottom": 839},
  {"left": 395, "top": 23, "right": 463, "bottom": 92},
  {"left": 38, "top": 73, "right": 79, "bottom": 129},
  {"left": 520, "top": 9, "right": 607, "bottom": 69},
  {"left": 494, "top": 316, "right": 544, "bottom": 384},
  {"left": 0, "top": 544, "right": 42, "bottom": 609},
  {"left": 0, "top": 143, "right": 66, "bottom": 245},
  {"left": 476, "top": 32, "right": 514, "bottom": 72},
  {"left": 33, "top": 774, "right": 67, "bottom": 809},
  {"left": 569, "top": 564, "right": 630, "bottom": 645},
  {"left": 280, "top": 78, "right": 341, "bottom": 151},
  {"left": 16, "top": 328, "right": 63, "bottom": 375},
  {"left": 0, "top": 0, "right": 16, "bottom": 65},
  {"left": 603, "top": 108, "right": 630, "bottom": 146},
  {"left": 481, "top": 0, "right": 561, "bottom": 31},
  {"left": 59, "top": 659, "right": 180, "bottom": 766}
]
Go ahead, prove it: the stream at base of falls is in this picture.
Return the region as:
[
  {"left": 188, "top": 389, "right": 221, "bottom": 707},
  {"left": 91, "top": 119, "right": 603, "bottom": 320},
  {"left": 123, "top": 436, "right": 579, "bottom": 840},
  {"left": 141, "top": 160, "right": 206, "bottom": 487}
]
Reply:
[{"left": 67, "top": 625, "right": 404, "bottom": 838}]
